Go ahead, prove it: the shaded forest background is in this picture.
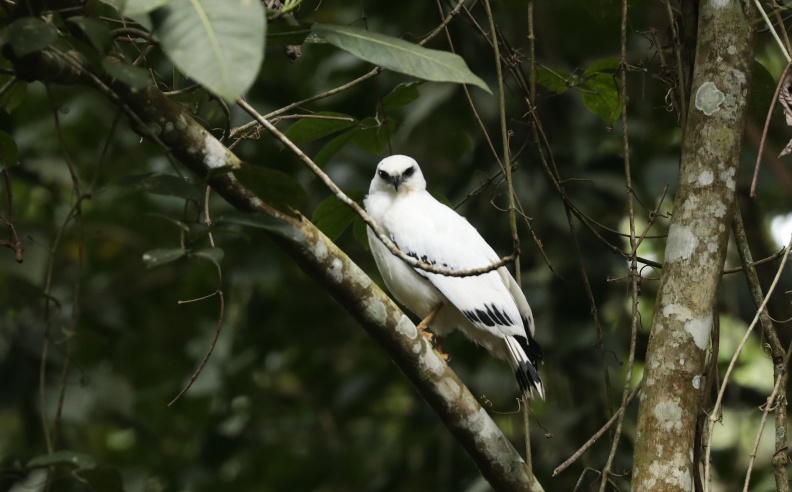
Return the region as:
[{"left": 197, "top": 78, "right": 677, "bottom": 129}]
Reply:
[{"left": 0, "top": 0, "right": 791, "bottom": 490}]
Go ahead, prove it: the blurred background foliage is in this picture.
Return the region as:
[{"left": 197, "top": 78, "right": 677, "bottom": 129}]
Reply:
[{"left": 0, "top": 0, "right": 791, "bottom": 491}]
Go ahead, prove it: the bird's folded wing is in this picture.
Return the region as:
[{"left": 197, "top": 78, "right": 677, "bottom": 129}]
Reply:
[{"left": 386, "top": 201, "right": 524, "bottom": 336}]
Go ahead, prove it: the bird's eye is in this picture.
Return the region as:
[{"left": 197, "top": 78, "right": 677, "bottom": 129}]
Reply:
[
  {"left": 403, "top": 167, "right": 415, "bottom": 177},
  {"left": 378, "top": 170, "right": 389, "bottom": 180}
]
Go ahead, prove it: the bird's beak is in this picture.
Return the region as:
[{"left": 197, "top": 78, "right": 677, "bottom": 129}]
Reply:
[{"left": 390, "top": 175, "right": 404, "bottom": 191}]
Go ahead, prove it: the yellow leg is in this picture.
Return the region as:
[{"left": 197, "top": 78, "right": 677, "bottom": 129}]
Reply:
[{"left": 416, "top": 303, "right": 449, "bottom": 361}]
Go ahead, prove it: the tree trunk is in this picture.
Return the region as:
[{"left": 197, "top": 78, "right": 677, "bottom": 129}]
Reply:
[{"left": 632, "top": 1, "right": 755, "bottom": 490}]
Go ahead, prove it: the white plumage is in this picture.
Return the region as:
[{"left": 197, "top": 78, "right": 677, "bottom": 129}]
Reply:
[{"left": 364, "top": 155, "right": 544, "bottom": 399}]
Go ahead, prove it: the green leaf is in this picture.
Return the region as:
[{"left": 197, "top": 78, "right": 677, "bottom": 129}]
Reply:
[
  {"left": 580, "top": 72, "right": 621, "bottom": 124},
  {"left": 352, "top": 216, "right": 369, "bottom": 251},
  {"left": 68, "top": 17, "right": 113, "bottom": 53},
  {"left": 7, "top": 18, "right": 59, "bottom": 57},
  {"left": 379, "top": 81, "right": 422, "bottom": 115},
  {"left": 233, "top": 164, "right": 307, "bottom": 212},
  {"left": 216, "top": 211, "right": 306, "bottom": 246},
  {"left": 28, "top": 450, "right": 97, "bottom": 470},
  {"left": 312, "top": 191, "right": 365, "bottom": 241},
  {"left": 314, "top": 129, "right": 357, "bottom": 167},
  {"left": 284, "top": 112, "right": 357, "bottom": 145},
  {"left": 352, "top": 117, "right": 395, "bottom": 154},
  {"left": 192, "top": 247, "right": 224, "bottom": 267},
  {"left": 0, "top": 77, "right": 27, "bottom": 113},
  {"left": 535, "top": 66, "right": 571, "bottom": 95},
  {"left": 102, "top": 59, "right": 152, "bottom": 89},
  {"left": 583, "top": 57, "right": 621, "bottom": 76},
  {"left": 151, "top": 0, "right": 267, "bottom": 102},
  {"left": 0, "top": 130, "right": 18, "bottom": 168},
  {"left": 312, "top": 23, "right": 491, "bottom": 94},
  {"left": 119, "top": 173, "right": 202, "bottom": 201},
  {"left": 142, "top": 248, "right": 186, "bottom": 268}
]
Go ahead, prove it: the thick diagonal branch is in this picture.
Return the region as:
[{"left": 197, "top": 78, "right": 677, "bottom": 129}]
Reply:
[{"left": 9, "top": 48, "right": 544, "bottom": 492}]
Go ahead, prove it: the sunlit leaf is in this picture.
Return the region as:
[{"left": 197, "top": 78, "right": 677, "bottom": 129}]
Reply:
[
  {"left": 284, "top": 112, "right": 357, "bottom": 145},
  {"left": 312, "top": 23, "right": 490, "bottom": 94},
  {"left": 151, "top": 0, "right": 267, "bottom": 102},
  {"left": 312, "top": 191, "right": 365, "bottom": 241},
  {"left": 142, "top": 248, "right": 186, "bottom": 268},
  {"left": 119, "top": 173, "right": 202, "bottom": 201},
  {"left": 583, "top": 57, "right": 621, "bottom": 76},
  {"left": 28, "top": 450, "right": 97, "bottom": 470},
  {"left": 7, "top": 18, "right": 58, "bottom": 57},
  {"left": 580, "top": 72, "right": 621, "bottom": 124},
  {"left": 535, "top": 66, "right": 571, "bottom": 94},
  {"left": 0, "top": 130, "right": 18, "bottom": 168}
]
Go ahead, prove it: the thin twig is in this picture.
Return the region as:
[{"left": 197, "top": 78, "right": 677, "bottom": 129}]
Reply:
[
  {"left": 753, "top": 0, "right": 791, "bottom": 62},
  {"left": 742, "top": 346, "right": 791, "bottom": 492},
  {"left": 704, "top": 233, "right": 792, "bottom": 490},
  {"left": 237, "top": 99, "right": 517, "bottom": 278},
  {"left": 599, "top": 1, "right": 639, "bottom": 488},
  {"left": 553, "top": 379, "right": 643, "bottom": 476},
  {"left": 750, "top": 62, "right": 791, "bottom": 198},
  {"left": 168, "top": 289, "right": 225, "bottom": 406}
]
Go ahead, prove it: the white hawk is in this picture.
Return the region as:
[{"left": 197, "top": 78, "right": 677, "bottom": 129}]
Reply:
[{"left": 364, "top": 155, "right": 544, "bottom": 399}]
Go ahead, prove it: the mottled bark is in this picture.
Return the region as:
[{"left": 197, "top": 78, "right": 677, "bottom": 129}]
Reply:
[
  {"left": 10, "top": 49, "right": 544, "bottom": 492},
  {"left": 632, "top": 1, "right": 755, "bottom": 491}
]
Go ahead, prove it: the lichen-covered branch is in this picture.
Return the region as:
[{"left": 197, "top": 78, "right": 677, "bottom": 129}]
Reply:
[
  {"left": 9, "top": 48, "right": 544, "bottom": 492},
  {"left": 632, "top": 1, "right": 755, "bottom": 490}
]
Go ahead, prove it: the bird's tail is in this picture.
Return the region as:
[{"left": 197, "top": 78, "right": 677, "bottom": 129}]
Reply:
[{"left": 504, "top": 334, "right": 544, "bottom": 400}]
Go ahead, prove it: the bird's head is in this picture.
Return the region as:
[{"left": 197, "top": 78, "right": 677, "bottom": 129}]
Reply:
[{"left": 370, "top": 155, "right": 426, "bottom": 194}]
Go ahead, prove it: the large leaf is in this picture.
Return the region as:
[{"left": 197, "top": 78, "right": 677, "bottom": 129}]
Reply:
[
  {"left": 6, "top": 18, "right": 59, "bottom": 57},
  {"left": 151, "top": 0, "right": 267, "bottom": 102},
  {"left": 233, "top": 164, "right": 307, "bottom": 212},
  {"left": 580, "top": 72, "right": 621, "bottom": 124},
  {"left": 312, "top": 190, "right": 365, "bottom": 241},
  {"left": 284, "top": 112, "right": 357, "bottom": 145},
  {"left": 216, "top": 211, "right": 306, "bottom": 246},
  {"left": 312, "top": 23, "right": 491, "bottom": 94},
  {"left": 379, "top": 81, "right": 422, "bottom": 115}
]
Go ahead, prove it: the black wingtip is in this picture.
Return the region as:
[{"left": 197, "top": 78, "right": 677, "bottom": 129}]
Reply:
[{"left": 513, "top": 333, "right": 544, "bottom": 400}]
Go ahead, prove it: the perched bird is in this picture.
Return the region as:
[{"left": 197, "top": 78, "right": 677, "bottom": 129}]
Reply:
[{"left": 364, "top": 155, "right": 544, "bottom": 399}]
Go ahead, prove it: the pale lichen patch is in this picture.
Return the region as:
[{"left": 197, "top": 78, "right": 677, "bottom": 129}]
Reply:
[
  {"left": 395, "top": 314, "right": 417, "bottom": 339},
  {"left": 314, "top": 240, "right": 329, "bottom": 261},
  {"left": 364, "top": 298, "right": 387, "bottom": 326},
  {"left": 654, "top": 401, "right": 683, "bottom": 432},
  {"left": 665, "top": 225, "right": 698, "bottom": 262},
  {"left": 685, "top": 314, "right": 712, "bottom": 350},
  {"left": 695, "top": 81, "right": 725, "bottom": 115},
  {"left": 203, "top": 135, "right": 227, "bottom": 169},
  {"left": 697, "top": 170, "right": 714, "bottom": 186},
  {"left": 326, "top": 258, "right": 343, "bottom": 283}
]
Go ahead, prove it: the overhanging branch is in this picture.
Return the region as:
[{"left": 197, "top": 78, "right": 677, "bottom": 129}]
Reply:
[{"left": 9, "top": 47, "right": 545, "bottom": 492}]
